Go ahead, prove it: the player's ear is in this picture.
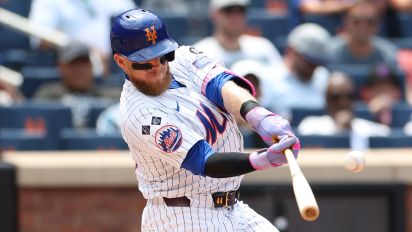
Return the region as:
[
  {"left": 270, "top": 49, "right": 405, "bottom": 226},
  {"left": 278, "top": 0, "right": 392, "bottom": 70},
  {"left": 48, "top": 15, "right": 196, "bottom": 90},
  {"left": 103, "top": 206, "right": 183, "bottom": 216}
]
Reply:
[{"left": 113, "top": 53, "right": 127, "bottom": 71}]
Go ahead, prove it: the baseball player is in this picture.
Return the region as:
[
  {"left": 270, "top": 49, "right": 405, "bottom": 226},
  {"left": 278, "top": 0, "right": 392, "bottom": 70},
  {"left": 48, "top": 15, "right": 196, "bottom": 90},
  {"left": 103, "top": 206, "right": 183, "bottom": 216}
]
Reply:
[{"left": 110, "top": 9, "right": 300, "bottom": 232}]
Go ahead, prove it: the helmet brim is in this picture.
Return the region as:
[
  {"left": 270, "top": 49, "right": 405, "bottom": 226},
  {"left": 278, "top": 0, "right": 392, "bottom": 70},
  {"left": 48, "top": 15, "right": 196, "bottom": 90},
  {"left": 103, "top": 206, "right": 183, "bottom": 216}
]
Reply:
[{"left": 127, "top": 39, "right": 179, "bottom": 62}]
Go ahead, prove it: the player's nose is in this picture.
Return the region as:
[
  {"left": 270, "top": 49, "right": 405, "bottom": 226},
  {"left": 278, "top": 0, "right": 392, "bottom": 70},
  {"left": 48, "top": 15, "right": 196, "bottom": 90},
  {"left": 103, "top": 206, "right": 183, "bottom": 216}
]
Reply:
[{"left": 149, "top": 57, "right": 163, "bottom": 68}]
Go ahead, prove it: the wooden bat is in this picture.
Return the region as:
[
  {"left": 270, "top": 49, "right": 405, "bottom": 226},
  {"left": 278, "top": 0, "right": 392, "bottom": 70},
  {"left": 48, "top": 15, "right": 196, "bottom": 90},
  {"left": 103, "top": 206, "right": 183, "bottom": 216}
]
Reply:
[
  {"left": 284, "top": 148, "right": 319, "bottom": 221},
  {"left": 0, "top": 7, "right": 70, "bottom": 48}
]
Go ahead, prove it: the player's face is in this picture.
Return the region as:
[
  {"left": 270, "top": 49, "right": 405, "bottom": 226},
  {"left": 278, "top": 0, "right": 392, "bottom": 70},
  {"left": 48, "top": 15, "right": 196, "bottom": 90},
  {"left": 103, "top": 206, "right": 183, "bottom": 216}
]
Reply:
[{"left": 114, "top": 54, "right": 172, "bottom": 96}]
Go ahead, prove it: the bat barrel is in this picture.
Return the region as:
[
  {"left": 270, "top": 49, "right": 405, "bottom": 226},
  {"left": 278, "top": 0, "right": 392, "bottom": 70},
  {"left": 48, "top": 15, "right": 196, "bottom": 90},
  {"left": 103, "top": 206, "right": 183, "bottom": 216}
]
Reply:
[{"left": 285, "top": 149, "right": 320, "bottom": 221}]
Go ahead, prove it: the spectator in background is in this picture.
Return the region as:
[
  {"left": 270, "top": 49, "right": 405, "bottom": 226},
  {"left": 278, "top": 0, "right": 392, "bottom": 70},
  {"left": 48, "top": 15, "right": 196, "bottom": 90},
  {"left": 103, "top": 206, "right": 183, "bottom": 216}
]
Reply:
[
  {"left": 0, "top": 66, "right": 24, "bottom": 105},
  {"left": 393, "top": 0, "right": 412, "bottom": 104},
  {"left": 33, "top": 42, "right": 120, "bottom": 128},
  {"left": 327, "top": 0, "right": 399, "bottom": 69},
  {"left": 194, "top": 0, "right": 282, "bottom": 68},
  {"left": 288, "top": 0, "right": 358, "bottom": 29},
  {"left": 28, "top": 0, "right": 136, "bottom": 75},
  {"left": 298, "top": 72, "right": 390, "bottom": 150},
  {"left": 140, "top": 0, "right": 188, "bottom": 14},
  {"left": 360, "top": 64, "right": 403, "bottom": 126},
  {"left": 404, "top": 113, "right": 412, "bottom": 135},
  {"left": 390, "top": 0, "right": 412, "bottom": 11},
  {"left": 0, "top": 79, "right": 23, "bottom": 106},
  {"left": 261, "top": 23, "right": 331, "bottom": 119},
  {"left": 397, "top": 50, "right": 412, "bottom": 104}
]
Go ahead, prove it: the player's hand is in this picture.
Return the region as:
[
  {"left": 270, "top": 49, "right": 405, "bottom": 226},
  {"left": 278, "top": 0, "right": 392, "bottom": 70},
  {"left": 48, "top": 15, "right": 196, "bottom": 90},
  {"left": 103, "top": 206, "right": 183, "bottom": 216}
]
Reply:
[
  {"left": 249, "top": 135, "right": 299, "bottom": 170},
  {"left": 245, "top": 107, "right": 299, "bottom": 147},
  {"left": 266, "top": 135, "right": 298, "bottom": 166}
]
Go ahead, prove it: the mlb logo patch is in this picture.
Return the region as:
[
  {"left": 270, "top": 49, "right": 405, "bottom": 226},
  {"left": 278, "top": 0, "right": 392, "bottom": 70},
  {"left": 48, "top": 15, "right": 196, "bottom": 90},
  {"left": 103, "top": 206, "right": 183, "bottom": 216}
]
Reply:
[
  {"left": 151, "top": 116, "right": 161, "bottom": 125},
  {"left": 155, "top": 125, "right": 183, "bottom": 153}
]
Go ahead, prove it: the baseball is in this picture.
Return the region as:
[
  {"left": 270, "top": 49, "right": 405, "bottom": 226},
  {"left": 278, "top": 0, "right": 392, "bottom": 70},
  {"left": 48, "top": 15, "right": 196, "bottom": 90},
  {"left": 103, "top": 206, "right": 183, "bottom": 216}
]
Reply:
[{"left": 344, "top": 151, "right": 365, "bottom": 173}]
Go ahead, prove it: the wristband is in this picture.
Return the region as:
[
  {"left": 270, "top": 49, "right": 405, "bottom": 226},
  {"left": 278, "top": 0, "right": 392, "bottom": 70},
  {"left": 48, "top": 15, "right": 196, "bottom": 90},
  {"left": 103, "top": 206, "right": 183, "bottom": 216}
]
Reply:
[{"left": 240, "top": 100, "right": 260, "bottom": 120}]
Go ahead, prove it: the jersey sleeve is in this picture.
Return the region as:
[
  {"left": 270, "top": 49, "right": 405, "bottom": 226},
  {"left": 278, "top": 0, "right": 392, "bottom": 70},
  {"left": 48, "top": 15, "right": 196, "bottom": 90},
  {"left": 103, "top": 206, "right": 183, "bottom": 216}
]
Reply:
[
  {"left": 122, "top": 106, "right": 204, "bottom": 168},
  {"left": 171, "top": 46, "right": 255, "bottom": 98}
]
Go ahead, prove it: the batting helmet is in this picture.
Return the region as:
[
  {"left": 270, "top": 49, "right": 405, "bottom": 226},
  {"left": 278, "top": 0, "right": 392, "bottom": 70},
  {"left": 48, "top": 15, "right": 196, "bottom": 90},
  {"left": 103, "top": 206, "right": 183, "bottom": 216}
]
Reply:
[{"left": 110, "top": 9, "right": 178, "bottom": 62}]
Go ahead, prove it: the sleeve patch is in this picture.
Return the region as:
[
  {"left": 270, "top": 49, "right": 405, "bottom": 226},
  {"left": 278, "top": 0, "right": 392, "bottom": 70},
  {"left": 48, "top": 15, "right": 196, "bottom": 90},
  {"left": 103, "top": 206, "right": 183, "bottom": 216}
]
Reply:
[
  {"left": 142, "top": 125, "right": 151, "bottom": 135},
  {"left": 151, "top": 116, "right": 162, "bottom": 125},
  {"left": 155, "top": 125, "right": 183, "bottom": 153}
]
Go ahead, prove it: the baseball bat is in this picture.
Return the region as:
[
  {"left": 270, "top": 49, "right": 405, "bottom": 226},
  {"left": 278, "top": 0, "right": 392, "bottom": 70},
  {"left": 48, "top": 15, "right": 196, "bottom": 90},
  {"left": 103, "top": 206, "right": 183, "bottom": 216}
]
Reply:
[
  {"left": 0, "top": 7, "right": 70, "bottom": 48},
  {"left": 284, "top": 148, "right": 319, "bottom": 221}
]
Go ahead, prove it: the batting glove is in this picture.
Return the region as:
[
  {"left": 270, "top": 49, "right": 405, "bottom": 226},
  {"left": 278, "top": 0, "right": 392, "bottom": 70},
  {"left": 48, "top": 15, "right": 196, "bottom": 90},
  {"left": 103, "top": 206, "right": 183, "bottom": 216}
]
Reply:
[
  {"left": 245, "top": 107, "right": 300, "bottom": 147},
  {"left": 249, "top": 135, "right": 298, "bottom": 170}
]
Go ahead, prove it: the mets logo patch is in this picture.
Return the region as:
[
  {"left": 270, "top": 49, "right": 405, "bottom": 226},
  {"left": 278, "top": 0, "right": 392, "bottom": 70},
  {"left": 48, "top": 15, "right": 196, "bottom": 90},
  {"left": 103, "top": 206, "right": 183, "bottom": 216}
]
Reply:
[{"left": 155, "top": 125, "right": 183, "bottom": 153}]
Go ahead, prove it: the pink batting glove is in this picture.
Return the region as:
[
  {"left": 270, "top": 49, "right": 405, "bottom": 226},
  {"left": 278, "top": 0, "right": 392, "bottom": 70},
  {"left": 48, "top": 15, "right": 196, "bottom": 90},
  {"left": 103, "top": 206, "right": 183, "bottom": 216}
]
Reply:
[{"left": 249, "top": 135, "right": 299, "bottom": 170}]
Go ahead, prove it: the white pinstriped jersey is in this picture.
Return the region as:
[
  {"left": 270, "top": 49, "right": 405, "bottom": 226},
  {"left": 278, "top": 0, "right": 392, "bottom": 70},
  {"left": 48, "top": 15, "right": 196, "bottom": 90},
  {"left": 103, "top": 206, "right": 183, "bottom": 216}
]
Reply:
[{"left": 120, "top": 46, "right": 245, "bottom": 200}]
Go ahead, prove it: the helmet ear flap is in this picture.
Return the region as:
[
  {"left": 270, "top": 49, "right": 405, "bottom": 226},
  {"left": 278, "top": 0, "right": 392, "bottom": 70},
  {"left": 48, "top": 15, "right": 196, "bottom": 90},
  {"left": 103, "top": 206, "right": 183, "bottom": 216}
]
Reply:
[{"left": 165, "top": 51, "right": 175, "bottom": 62}]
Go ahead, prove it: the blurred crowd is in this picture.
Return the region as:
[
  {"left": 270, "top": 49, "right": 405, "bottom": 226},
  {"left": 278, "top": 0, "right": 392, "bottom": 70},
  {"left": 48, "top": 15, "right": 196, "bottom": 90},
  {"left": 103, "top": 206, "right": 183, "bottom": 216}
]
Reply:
[{"left": 1, "top": 0, "right": 412, "bottom": 150}]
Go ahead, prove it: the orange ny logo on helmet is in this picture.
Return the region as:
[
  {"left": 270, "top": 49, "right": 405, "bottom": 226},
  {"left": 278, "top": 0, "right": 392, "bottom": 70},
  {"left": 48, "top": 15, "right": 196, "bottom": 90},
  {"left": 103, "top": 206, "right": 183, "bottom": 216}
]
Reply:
[{"left": 145, "top": 26, "right": 157, "bottom": 44}]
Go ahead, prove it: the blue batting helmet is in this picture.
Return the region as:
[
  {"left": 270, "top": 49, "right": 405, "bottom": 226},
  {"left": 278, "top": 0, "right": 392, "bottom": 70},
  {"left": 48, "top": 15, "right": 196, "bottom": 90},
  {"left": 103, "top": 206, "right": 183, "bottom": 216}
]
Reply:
[{"left": 110, "top": 9, "right": 178, "bottom": 62}]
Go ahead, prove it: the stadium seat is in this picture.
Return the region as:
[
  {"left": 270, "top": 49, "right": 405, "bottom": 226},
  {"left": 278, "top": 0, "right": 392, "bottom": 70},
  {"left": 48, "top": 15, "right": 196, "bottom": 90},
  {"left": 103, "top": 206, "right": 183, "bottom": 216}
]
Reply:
[
  {"left": 0, "top": 0, "right": 33, "bottom": 51},
  {"left": 249, "top": 0, "right": 267, "bottom": 8},
  {"left": 87, "top": 103, "right": 113, "bottom": 128},
  {"left": 390, "top": 102, "right": 412, "bottom": 128},
  {"left": 353, "top": 103, "right": 376, "bottom": 121},
  {"left": 327, "top": 65, "right": 406, "bottom": 100},
  {"left": 369, "top": 130, "right": 412, "bottom": 148},
  {"left": 0, "top": 28, "right": 30, "bottom": 51},
  {"left": 154, "top": 11, "right": 188, "bottom": 45},
  {"left": 291, "top": 108, "right": 326, "bottom": 127},
  {"left": 132, "top": 0, "right": 143, "bottom": 6},
  {"left": 0, "top": 102, "right": 72, "bottom": 149},
  {"left": 20, "top": 66, "right": 60, "bottom": 98},
  {"left": 297, "top": 133, "right": 351, "bottom": 148},
  {"left": 247, "top": 9, "right": 290, "bottom": 42},
  {"left": 391, "top": 37, "right": 412, "bottom": 49},
  {"left": 0, "top": 129, "right": 47, "bottom": 150},
  {"left": 302, "top": 14, "right": 344, "bottom": 35},
  {"left": 327, "top": 65, "right": 371, "bottom": 98},
  {"left": 0, "top": 0, "right": 32, "bottom": 17},
  {"left": 292, "top": 105, "right": 377, "bottom": 128},
  {"left": 272, "top": 35, "right": 287, "bottom": 55},
  {"left": 60, "top": 129, "right": 128, "bottom": 150},
  {"left": 397, "top": 12, "right": 412, "bottom": 37}
]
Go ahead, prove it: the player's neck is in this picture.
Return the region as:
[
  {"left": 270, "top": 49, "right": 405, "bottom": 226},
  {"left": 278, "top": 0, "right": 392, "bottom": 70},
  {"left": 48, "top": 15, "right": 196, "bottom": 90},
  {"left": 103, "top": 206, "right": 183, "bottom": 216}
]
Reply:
[{"left": 215, "top": 32, "right": 241, "bottom": 51}]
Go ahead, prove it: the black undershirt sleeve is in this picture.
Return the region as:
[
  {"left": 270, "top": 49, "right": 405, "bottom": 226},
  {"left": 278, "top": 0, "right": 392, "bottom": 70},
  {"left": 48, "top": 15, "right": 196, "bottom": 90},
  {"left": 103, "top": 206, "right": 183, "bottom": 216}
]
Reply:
[{"left": 204, "top": 152, "right": 256, "bottom": 178}]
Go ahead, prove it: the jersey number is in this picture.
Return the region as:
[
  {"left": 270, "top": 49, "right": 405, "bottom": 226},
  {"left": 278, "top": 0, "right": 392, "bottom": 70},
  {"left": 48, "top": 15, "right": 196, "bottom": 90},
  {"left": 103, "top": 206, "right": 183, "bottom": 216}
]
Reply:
[{"left": 196, "top": 103, "right": 228, "bottom": 145}]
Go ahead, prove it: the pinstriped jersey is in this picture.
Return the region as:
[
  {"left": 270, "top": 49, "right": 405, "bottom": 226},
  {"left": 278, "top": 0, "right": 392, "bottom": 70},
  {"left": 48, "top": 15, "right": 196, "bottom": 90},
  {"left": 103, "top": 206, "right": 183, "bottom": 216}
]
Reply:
[{"left": 120, "top": 46, "right": 244, "bottom": 199}]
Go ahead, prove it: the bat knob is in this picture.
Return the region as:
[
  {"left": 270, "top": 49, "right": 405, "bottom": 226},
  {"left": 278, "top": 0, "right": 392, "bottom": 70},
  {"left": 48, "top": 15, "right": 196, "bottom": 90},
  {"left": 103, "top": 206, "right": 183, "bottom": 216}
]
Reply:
[{"left": 303, "top": 207, "right": 320, "bottom": 221}]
